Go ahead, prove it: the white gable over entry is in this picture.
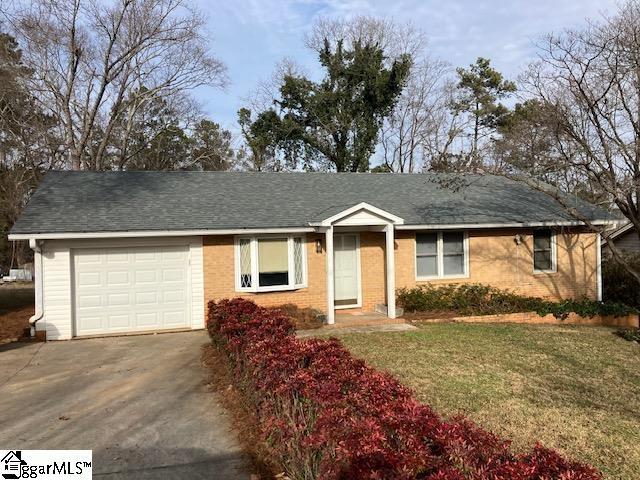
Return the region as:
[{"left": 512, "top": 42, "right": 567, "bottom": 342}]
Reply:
[
  {"left": 312, "top": 203, "right": 403, "bottom": 325},
  {"left": 311, "top": 202, "right": 404, "bottom": 227}
]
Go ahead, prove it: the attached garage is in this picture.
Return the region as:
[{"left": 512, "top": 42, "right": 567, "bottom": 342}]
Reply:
[
  {"left": 33, "top": 237, "right": 205, "bottom": 340},
  {"left": 73, "top": 246, "right": 191, "bottom": 336}
]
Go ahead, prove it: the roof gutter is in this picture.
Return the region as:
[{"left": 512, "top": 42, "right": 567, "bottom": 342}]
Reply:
[
  {"left": 29, "top": 238, "right": 44, "bottom": 337},
  {"left": 8, "top": 220, "right": 620, "bottom": 241},
  {"left": 8, "top": 227, "right": 316, "bottom": 241},
  {"left": 394, "top": 220, "right": 618, "bottom": 230}
]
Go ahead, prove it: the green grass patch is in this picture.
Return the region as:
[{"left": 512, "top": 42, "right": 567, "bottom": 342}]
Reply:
[{"left": 340, "top": 323, "right": 640, "bottom": 480}]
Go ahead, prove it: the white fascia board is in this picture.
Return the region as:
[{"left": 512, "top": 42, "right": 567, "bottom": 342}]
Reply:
[
  {"left": 311, "top": 202, "right": 404, "bottom": 227},
  {"left": 396, "top": 219, "right": 618, "bottom": 230},
  {"left": 8, "top": 219, "right": 619, "bottom": 241},
  {"left": 8, "top": 227, "right": 316, "bottom": 241}
]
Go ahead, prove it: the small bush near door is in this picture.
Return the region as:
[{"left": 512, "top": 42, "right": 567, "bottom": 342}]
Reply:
[
  {"left": 602, "top": 253, "right": 640, "bottom": 309},
  {"left": 396, "top": 283, "right": 635, "bottom": 319},
  {"left": 206, "top": 297, "right": 601, "bottom": 480}
]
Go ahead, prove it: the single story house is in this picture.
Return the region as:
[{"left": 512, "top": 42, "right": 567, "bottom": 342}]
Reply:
[{"left": 9, "top": 171, "right": 615, "bottom": 340}]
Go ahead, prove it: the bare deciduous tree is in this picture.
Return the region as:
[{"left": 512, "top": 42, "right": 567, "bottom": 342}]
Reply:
[
  {"left": 12, "top": 0, "right": 226, "bottom": 170},
  {"left": 306, "top": 16, "right": 426, "bottom": 63},
  {"left": 379, "top": 58, "right": 452, "bottom": 172},
  {"left": 514, "top": 0, "right": 640, "bottom": 281},
  {"left": 0, "top": 29, "right": 62, "bottom": 269}
]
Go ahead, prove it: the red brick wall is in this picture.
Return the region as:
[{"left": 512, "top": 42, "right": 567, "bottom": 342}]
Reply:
[
  {"left": 203, "top": 234, "right": 327, "bottom": 311},
  {"left": 395, "top": 228, "right": 598, "bottom": 300}
]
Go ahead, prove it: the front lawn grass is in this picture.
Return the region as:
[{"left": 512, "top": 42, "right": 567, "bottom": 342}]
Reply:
[{"left": 340, "top": 323, "right": 640, "bottom": 480}]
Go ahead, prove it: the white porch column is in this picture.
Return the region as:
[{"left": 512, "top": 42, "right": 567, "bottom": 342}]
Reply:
[
  {"left": 325, "top": 226, "right": 335, "bottom": 324},
  {"left": 385, "top": 224, "right": 396, "bottom": 319}
]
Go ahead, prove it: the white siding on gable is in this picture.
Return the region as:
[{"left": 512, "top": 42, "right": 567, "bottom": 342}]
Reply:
[
  {"left": 39, "top": 236, "right": 205, "bottom": 340},
  {"left": 333, "top": 208, "right": 391, "bottom": 226}
]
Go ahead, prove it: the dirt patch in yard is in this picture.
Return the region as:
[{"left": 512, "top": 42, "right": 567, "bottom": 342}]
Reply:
[
  {"left": 201, "top": 343, "right": 278, "bottom": 479},
  {"left": 0, "top": 286, "right": 35, "bottom": 343},
  {"left": 0, "top": 305, "right": 33, "bottom": 343}
]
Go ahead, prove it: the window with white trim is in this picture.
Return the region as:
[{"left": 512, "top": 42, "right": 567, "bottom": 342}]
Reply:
[
  {"left": 533, "top": 229, "right": 556, "bottom": 272},
  {"left": 235, "top": 235, "right": 307, "bottom": 292},
  {"left": 416, "top": 231, "right": 468, "bottom": 279}
]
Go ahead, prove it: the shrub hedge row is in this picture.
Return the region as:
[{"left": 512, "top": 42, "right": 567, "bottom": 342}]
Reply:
[
  {"left": 207, "top": 297, "right": 601, "bottom": 480},
  {"left": 396, "top": 283, "right": 636, "bottom": 319}
]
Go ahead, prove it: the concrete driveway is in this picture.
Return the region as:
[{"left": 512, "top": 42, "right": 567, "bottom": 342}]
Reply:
[{"left": 0, "top": 331, "right": 253, "bottom": 479}]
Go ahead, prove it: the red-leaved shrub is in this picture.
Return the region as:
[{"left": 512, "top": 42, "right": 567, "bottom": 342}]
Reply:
[{"left": 207, "top": 298, "right": 601, "bottom": 480}]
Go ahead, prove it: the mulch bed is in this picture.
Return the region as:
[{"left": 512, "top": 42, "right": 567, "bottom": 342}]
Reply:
[
  {"left": 201, "top": 343, "right": 279, "bottom": 479},
  {"left": 271, "top": 303, "right": 323, "bottom": 330}
]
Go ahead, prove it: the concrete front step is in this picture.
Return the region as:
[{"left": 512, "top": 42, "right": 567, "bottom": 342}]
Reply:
[{"left": 374, "top": 303, "right": 405, "bottom": 317}]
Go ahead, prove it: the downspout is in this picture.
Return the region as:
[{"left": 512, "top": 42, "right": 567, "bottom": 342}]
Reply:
[{"left": 29, "top": 238, "right": 44, "bottom": 337}]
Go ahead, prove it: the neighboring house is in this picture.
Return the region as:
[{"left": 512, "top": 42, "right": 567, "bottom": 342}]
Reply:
[
  {"left": 9, "top": 171, "right": 615, "bottom": 340},
  {"left": 602, "top": 222, "right": 640, "bottom": 254}
]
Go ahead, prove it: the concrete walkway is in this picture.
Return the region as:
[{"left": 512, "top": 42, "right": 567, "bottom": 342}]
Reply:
[{"left": 0, "top": 331, "right": 253, "bottom": 479}]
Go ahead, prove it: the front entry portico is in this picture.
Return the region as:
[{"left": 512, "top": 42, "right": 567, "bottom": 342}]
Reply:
[{"left": 311, "top": 203, "right": 404, "bottom": 325}]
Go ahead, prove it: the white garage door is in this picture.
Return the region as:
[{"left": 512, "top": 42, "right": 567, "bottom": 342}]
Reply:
[{"left": 73, "top": 245, "right": 191, "bottom": 336}]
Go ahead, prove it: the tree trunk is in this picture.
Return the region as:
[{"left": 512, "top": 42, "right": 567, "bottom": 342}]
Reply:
[
  {"left": 69, "top": 148, "right": 81, "bottom": 171},
  {"left": 472, "top": 101, "right": 479, "bottom": 163}
]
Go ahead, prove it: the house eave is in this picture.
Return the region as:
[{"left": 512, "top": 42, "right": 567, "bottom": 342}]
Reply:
[
  {"left": 8, "top": 219, "right": 620, "bottom": 242},
  {"left": 7, "top": 227, "right": 316, "bottom": 241},
  {"left": 395, "top": 220, "right": 618, "bottom": 230}
]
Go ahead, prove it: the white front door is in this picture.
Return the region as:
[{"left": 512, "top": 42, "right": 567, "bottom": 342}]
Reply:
[
  {"left": 73, "top": 245, "right": 191, "bottom": 336},
  {"left": 334, "top": 234, "right": 360, "bottom": 307}
]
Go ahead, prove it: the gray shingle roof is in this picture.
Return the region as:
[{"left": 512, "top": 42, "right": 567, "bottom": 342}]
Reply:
[{"left": 10, "top": 171, "right": 613, "bottom": 234}]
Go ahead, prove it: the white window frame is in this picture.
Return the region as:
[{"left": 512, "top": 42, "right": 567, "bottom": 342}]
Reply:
[
  {"left": 532, "top": 229, "right": 557, "bottom": 274},
  {"left": 234, "top": 234, "right": 308, "bottom": 292},
  {"left": 415, "top": 231, "right": 470, "bottom": 280}
]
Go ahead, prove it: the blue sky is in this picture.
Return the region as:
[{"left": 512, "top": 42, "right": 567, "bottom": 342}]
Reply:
[{"left": 195, "top": 0, "right": 618, "bottom": 132}]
